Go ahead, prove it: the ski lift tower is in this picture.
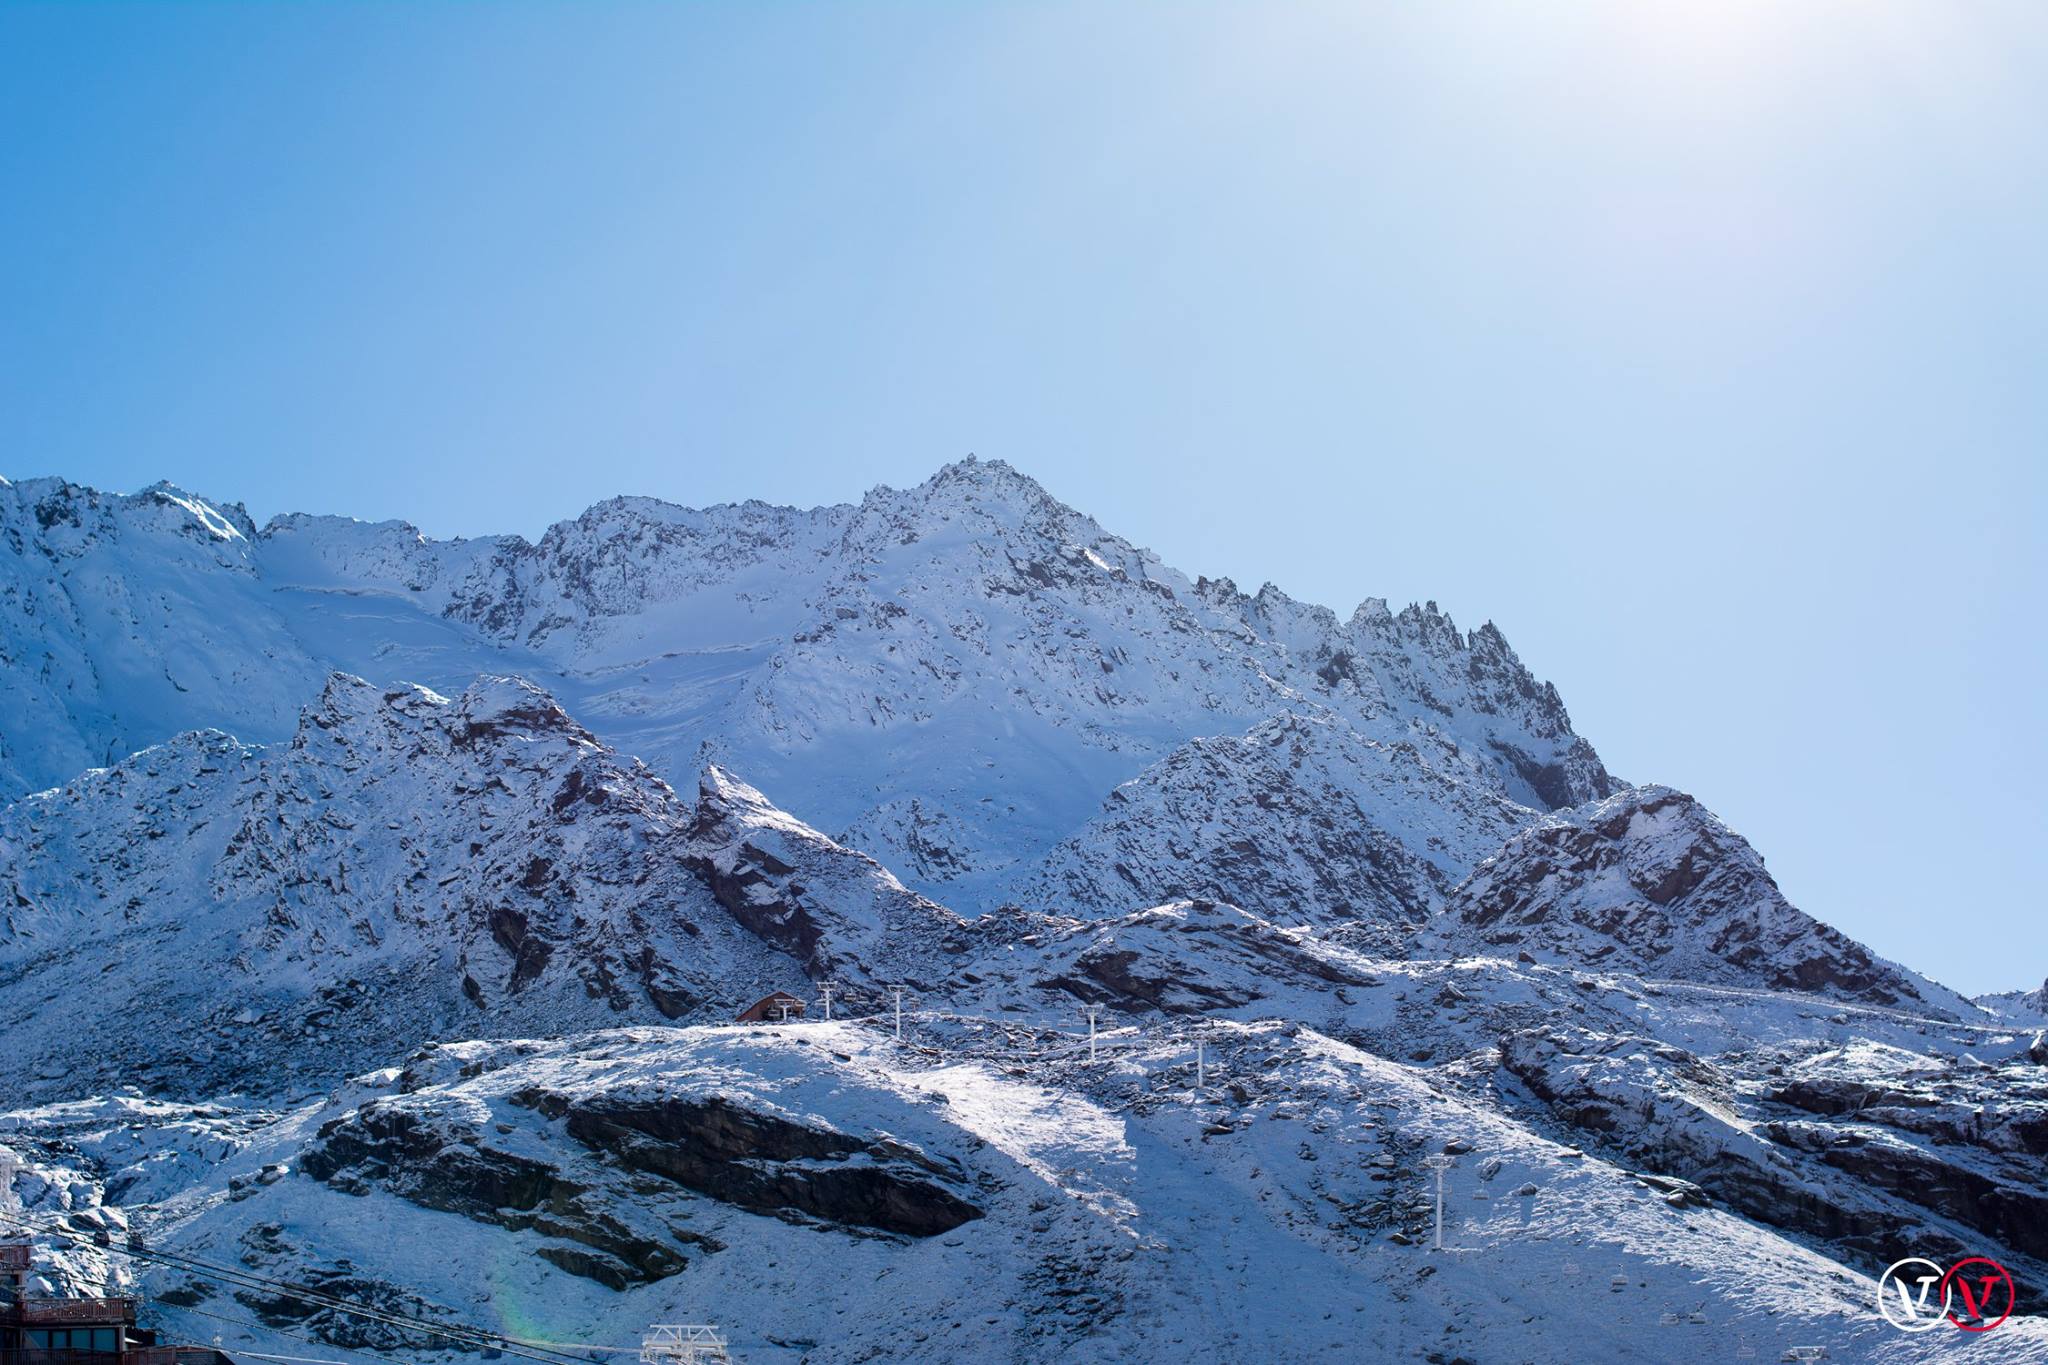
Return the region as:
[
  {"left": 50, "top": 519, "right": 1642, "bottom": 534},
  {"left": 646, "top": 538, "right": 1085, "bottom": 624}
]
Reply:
[
  {"left": 1422, "top": 1154, "right": 1455, "bottom": 1251},
  {"left": 641, "top": 1324, "right": 733, "bottom": 1365},
  {"left": 0, "top": 1152, "right": 26, "bottom": 1321}
]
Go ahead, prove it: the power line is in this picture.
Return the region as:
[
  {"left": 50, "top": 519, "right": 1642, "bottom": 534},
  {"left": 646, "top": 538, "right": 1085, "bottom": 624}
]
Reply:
[
  {"left": 152, "top": 1299, "right": 410, "bottom": 1365},
  {"left": 134, "top": 1245, "right": 587, "bottom": 1364},
  {"left": 130, "top": 1246, "right": 591, "bottom": 1365},
  {"left": 0, "top": 1212, "right": 595, "bottom": 1365},
  {"left": 13, "top": 1209, "right": 818, "bottom": 1354}
]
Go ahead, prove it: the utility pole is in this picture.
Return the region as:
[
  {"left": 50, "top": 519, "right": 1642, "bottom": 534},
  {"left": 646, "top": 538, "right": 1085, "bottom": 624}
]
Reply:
[
  {"left": 1423, "top": 1154, "right": 1454, "bottom": 1251},
  {"left": 1086, "top": 1005, "right": 1101, "bottom": 1062},
  {"left": 892, "top": 986, "right": 906, "bottom": 1040},
  {"left": 820, "top": 982, "right": 834, "bottom": 1021},
  {"left": 641, "top": 1324, "right": 733, "bottom": 1365},
  {"left": 1195, "top": 1039, "right": 1205, "bottom": 1097}
]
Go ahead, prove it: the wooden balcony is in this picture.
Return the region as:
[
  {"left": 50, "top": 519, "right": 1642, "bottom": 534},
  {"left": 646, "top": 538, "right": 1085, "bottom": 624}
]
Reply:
[{"left": 15, "top": 1299, "right": 140, "bottom": 1327}]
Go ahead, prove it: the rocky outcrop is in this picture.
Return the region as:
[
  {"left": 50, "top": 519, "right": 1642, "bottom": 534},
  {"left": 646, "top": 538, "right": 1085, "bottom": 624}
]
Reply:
[
  {"left": 230, "top": 1222, "right": 482, "bottom": 1351},
  {"left": 951, "top": 899, "right": 1383, "bottom": 1019},
  {"left": 684, "top": 765, "right": 979, "bottom": 993},
  {"left": 301, "top": 1099, "right": 688, "bottom": 1289},
  {"left": 1501, "top": 1026, "right": 2048, "bottom": 1281},
  {"left": 1440, "top": 787, "right": 1965, "bottom": 1012},
  {"left": 1763, "top": 1120, "right": 2048, "bottom": 1262},
  {"left": 297, "top": 1051, "right": 983, "bottom": 1295},
  {"left": 548, "top": 1093, "right": 982, "bottom": 1238}
]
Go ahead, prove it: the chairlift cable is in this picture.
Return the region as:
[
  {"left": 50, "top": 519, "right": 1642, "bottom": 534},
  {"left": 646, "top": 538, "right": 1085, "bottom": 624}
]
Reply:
[
  {"left": 0, "top": 1212, "right": 593, "bottom": 1365},
  {"left": 150, "top": 1299, "right": 411, "bottom": 1365}
]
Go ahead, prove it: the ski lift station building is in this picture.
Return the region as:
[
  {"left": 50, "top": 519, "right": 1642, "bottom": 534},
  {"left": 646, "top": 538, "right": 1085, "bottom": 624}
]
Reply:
[{"left": 735, "top": 991, "right": 807, "bottom": 1024}]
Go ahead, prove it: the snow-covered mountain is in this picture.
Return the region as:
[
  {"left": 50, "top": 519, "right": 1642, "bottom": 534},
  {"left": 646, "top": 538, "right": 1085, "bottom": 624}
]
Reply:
[
  {"left": 3, "top": 458, "right": 2040, "bottom": 1363},
  {"left": 1, "top": 460, "right": 1611, "bottom": 919},
  {"left": 1005, "top": 708, "right": 1531, "bottom": 945},
  {"left": 0, "top": 673, "right": 822, "bottom": 1097},
  {"left": 703, "top": 460, "right": 1614, "bottom": 899},
  {"left": 0, "top": 477, "right": 327, "bottom": 797},
  {"left": 1979, "top": 978, "right": 2048, "bottom": 1027}
]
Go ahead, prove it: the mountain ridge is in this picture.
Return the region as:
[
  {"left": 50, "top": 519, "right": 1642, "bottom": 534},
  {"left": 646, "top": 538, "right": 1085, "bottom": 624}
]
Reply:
[
  {"left": 0, "top": 460, "right": 1613, "bottom": 917},
  {"left": 5, "top": 459, "right": 2045, "bottom": 1363}
]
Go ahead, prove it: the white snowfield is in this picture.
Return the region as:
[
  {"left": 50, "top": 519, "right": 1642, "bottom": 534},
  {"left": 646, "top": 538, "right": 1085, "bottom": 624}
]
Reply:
[{"left": 0, "top": 458, "right": 2042, "bottom": 1363}]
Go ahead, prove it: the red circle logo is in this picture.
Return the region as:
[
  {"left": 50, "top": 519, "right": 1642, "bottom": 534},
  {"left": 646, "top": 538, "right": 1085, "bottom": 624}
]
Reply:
[{"left": 1941, "top": 1257, "right": 2015, "bottom": 1332}]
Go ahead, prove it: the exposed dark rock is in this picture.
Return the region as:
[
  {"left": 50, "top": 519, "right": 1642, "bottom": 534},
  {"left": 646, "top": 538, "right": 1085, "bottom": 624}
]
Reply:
[
  {"left": 300, "top": 1101, "right": 688, "bottom": 1287},
  {"left": 558, "top": 1093, "right": 982, "bottom": 1237},
  {"left": 1501, "top": 1026, "right": 2048, "bottom": 1284}
]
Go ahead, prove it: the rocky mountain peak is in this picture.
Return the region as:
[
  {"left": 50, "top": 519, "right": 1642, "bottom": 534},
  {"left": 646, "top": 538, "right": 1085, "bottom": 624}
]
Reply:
[
  {"left": 1434, "top": 785, "right": 1967, "bottom": 1013},
  {"left": 841, "top": 457, "right": 1120, "bottom": 568},
  {"left": 451, "top": 674, "right": 599, "bottom": 746},
  {"left": 685, "top": 765, "right": 971, "bottom": 992},
  {"left": 913, "top": 454, "right": 1060, "bottom": 509},
  {"left": 2, "top": 475, "right": 256, "bottom": 561}
]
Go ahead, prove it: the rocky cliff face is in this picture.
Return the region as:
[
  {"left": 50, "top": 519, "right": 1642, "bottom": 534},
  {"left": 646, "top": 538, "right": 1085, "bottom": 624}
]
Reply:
[
  {"left": 682, "top": 764, "right": 983, "bottom": 995},
  {"left": 1427, "top": 785, "right": 1969, "bottom": 1012},
  {"left": 1500, "top": 1023, "right": 2048, "bottom": 1288}
]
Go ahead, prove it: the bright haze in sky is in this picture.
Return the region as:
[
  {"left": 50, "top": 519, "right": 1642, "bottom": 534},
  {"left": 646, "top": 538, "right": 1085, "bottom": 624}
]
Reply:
[{"left": 1, "top": 2, "right": 2041, "bottom": 993}]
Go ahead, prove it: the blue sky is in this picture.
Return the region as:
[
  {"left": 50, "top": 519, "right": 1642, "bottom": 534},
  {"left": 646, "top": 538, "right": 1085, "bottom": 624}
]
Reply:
[{"left": 3, "top": 1, "right": 2042, "bottom": 993}]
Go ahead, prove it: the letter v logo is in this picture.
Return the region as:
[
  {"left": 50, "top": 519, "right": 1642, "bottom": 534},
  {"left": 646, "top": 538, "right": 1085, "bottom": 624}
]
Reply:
[
  {"left": 1878, "top": 1259, "right": 1949, "bottom": 1332},
  {"left": 1943, "top": 1258, "right": 2015, "bottom": 1333}
]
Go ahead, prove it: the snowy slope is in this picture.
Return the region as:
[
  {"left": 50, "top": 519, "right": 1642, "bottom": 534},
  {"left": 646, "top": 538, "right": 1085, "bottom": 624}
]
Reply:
[
  {"left": 0, "top": 477, "right": 330, "bottom": 797},
  {"left": 259, "top": 494, "right": 849, "bottom": 670},
  {"left": 4, "top": 1006, "right": 2044, "bottom": 1364},
  {"left": 1978, "top": 979, "right": 2048, "bottom": 1027}
]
